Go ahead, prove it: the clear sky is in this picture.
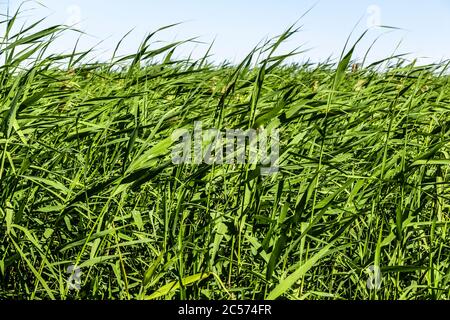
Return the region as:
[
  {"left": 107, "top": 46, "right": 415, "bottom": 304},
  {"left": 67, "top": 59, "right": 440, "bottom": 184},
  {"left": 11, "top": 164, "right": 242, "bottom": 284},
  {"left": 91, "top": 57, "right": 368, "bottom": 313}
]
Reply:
[{"left": 5, "top": 0, "right": 450, "bottom": 65}]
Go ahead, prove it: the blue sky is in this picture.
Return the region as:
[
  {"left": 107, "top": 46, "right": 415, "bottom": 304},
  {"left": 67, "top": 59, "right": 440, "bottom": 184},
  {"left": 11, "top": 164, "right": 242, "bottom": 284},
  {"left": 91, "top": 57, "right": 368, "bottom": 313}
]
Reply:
[{"left": 5, "top": 0, "right": 450, "bottom": 65}]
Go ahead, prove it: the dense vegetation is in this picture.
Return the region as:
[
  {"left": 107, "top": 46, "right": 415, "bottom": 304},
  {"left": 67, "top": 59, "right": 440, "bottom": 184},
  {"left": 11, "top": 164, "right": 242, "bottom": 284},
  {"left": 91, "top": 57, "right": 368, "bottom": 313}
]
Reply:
[{"left": 1, "top": 12, "right": 450, "bottom": 300}]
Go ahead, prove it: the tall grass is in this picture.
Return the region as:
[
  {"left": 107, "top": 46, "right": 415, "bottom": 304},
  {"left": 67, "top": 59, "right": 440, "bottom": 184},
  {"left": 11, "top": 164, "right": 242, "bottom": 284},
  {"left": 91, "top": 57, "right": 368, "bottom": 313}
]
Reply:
[{"left": 1, "top": 9, "right": 450, "bottom": 300}]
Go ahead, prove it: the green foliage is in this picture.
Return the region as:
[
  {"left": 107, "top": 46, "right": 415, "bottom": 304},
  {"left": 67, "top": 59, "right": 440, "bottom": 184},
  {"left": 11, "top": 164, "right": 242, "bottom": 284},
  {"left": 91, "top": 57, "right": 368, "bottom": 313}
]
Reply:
[{"left": 1, "top": 11, "right": 450, "bottom": 300}]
